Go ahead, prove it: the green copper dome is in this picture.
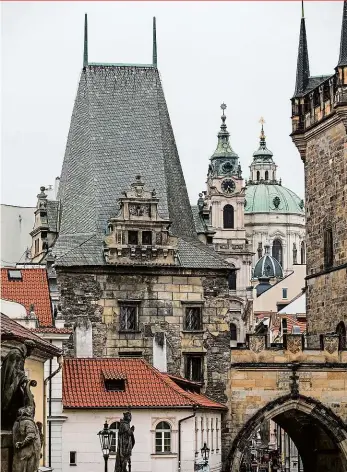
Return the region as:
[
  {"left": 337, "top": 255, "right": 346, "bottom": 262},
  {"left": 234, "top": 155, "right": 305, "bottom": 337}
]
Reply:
[
  {"left": 245, "top": 184, "right": 304, "bottom": 214},
  {"left": 253, "top": 248, "right": 283, "bottom": 279}
]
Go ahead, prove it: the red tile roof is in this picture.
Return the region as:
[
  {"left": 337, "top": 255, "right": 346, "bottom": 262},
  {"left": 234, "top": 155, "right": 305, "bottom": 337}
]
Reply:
[
  {"left": 1, "top": 268, "right": 52, "bottom": 326},
  {"left": 1, "top": 313, "right": 61, "bottom": 357},
  {"left": 272, "top": 314, "right": 307, "bottom": 334},
  {"left": 32, "top": 327, "right": 72, "bottom": 335},
  {"left": 63, "top": 358, "right": 226, "bottom": 410}
]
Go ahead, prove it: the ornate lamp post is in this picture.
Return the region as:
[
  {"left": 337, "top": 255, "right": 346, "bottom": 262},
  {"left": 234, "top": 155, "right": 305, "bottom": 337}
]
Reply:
[
  {"left": 194, "top": 442, "right": 210, "bottom": 471},
  {"left": 98, "top": 421, "right": 111, "bottom": 472}
]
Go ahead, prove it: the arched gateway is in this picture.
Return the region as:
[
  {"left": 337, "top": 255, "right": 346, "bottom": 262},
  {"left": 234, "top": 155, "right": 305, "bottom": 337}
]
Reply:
[
  {"left": 228, "top": 394, "right": 347, "bottom": 472},
  {"left": 225, "top": 333, "right": 347, "bottom": 472}
]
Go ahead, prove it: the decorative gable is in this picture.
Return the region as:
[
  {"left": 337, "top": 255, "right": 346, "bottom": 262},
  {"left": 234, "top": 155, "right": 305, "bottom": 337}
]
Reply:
[{"left": 104, "top": 176, "right": 178, "bottom": 265}]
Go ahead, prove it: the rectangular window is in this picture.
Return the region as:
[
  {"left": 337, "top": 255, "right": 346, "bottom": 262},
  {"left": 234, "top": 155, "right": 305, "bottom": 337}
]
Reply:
[
  {"left": 8, "top": 269, "right": 22, "bottom": 281},
  {"left": 104, "top": 379, "right": 125, "bottom": 392},
  {"left": 184, "top": 307, "right": 202, "bottom": 331},
  {"left": 69, "top": 451, "right": 77, "bottom": 466},
  {"left": 185, "top": 355, "right": 203, "bottom": 382},
  {"left": 142, "top": 231, "right": 152, "bottom": 245},
  {"left": 109, "top": 422, "right": 120, "bottom": 455},
  {"left": 282, "top": 288, "right": 288, "bottom": 299},
  {"left": 118, "top": 351, "right": 143, "bottom": 358},
  {"left": 34, "top": 239, "right": 39, "bottom": 255},
  {"left": 119, "top": 303, "right": 139, "bottom": 332},
  {"left": 324, "top": 228, "right": 333, "bottom": 268},
  {"left": 128, "top": 231, "right": 138, "bottom": 245}
]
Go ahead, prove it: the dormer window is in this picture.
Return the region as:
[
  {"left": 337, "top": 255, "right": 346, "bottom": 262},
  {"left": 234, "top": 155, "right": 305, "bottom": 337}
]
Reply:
[
  {"left": 104, "top": 379, "right": 125, "bottom": 392},
  {"left": 128, "top": 231, "right": 138, "bottom": 245},
  {"left": 142, "top": 231, "right": 152, "bottom": 245},
  {"left": 8, "top": 269, "right": 22, "bottom": 281}
]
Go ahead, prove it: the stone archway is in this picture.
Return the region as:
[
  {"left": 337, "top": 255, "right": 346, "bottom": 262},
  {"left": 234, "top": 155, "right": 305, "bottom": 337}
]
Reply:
[{"left": 227, "top": 394, "right": 347, "bottom": 472}]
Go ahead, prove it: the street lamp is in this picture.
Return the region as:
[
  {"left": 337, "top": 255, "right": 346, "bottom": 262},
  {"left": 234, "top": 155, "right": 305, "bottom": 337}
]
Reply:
[
  {"left": 201, "top": 442, "right": 210, "bottom": 464},
  {"left": 98, "top": 421, "right": 111, "bottom": 472}
]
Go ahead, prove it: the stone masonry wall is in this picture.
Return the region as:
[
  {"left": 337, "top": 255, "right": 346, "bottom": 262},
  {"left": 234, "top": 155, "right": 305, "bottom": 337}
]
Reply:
[{"left": 304, "top": 120, "right": 347, "bottom": 333}]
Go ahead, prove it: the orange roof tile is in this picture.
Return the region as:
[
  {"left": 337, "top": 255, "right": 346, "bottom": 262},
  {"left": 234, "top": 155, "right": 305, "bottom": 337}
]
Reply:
[
  {"left": 1, "top": 313, "right": 61, "bottom": 357},
  {"left": 63, "top": 358, "right": 226, "bottom": 410},
  {"left": 272, "top": 314, "right": 306, "bottom": 334},
  {"left": 1, "top": 268, "right": 52, "bottom": 326}
]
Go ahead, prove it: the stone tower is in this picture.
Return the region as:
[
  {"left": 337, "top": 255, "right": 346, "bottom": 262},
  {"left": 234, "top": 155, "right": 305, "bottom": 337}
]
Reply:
[{"left": 291, "top": 2, "right": 347, "bottom": 340}]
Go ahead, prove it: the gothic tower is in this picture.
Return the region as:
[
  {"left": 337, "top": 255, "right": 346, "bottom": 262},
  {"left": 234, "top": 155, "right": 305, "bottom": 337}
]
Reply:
[{"left": 291, "top": 2, "right": 347, "bottom": 341}]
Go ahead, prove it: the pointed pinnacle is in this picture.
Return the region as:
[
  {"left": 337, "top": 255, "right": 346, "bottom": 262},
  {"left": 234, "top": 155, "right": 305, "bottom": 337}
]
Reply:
[
  {"left": 83, "top": 13, "right": 88, "bottom": 68},
  {"left": 153, "top": 17, "right": 157, "bottom": 67}
]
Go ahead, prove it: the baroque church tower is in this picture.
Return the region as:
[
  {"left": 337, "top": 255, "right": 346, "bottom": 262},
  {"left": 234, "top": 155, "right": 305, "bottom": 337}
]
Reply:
[
  {"left": 197, "top": 104, "right": 253, "bottom": 298},
  {"left": 291, "top": 2, "right": 347, "bottom": 340}
]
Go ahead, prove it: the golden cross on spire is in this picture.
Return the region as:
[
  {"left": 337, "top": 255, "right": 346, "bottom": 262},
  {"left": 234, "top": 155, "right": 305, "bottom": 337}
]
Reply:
[
  {"left": 259, "top": 117, "right": 265, "bottom": 126},
  {"left": 259, "top": 117, "right": 266, "bottom": 142},
  {"left": 221, "top": 103, "right": 227, "bottom": 116}
]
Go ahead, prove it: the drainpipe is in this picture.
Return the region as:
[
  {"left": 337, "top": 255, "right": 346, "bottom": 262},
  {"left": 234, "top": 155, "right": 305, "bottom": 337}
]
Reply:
[
  {"left": 44, "top": 355, "right": 63, "bottom": 467},
  {"left": 178, "top": 405, "right": 197, "bottom": 472}
]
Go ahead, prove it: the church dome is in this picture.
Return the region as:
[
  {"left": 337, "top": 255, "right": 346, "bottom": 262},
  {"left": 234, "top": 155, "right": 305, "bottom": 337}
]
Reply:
[
  {"left": 253, "top": 248, "right": 283, "bottom": 279},
  {"left": 245, "top": 184, "right": 304, "bottom": 215}
]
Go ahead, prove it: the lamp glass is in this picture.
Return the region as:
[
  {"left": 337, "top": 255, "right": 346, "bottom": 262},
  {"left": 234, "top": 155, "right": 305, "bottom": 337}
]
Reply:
[
  {"left": 98, "top": 422, "right": 111, "bottom": 457},
  {"left": 201, "top": 442, "right": 210, "bottom": 461}
]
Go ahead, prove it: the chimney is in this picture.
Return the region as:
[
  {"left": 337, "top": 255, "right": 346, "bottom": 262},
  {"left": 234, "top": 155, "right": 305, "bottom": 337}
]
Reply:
[{"left": 153, "top": 332, "right": 167, "bottom": 372}]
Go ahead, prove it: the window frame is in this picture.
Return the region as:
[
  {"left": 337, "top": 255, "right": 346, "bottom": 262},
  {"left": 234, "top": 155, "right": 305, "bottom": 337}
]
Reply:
[
  {"left": 230, "top": 323, "right": 237, "bottom": 341},
  {"left": 155, "top": 421, "right": 172, "bottom": 454},
  {"left": 119, "top": 300, "right": 140, "bottom": 332},
  {"left": 128, "top": 230, "right": 139, "bottom": 245},
  {"left": 184, "top": 306, "right": 202, "bottom": 331},
  {"left": 184, "top": 354, "right": 204, "bottom": 383},
  {"left": 282, "top": 288, "right": 288, "bottom": 299},
  {"left": 223, "top": 204, "right": 234, "bottom": 229},
  {"left": 109, "top": 421, "right": 120, "bottom": 455}
]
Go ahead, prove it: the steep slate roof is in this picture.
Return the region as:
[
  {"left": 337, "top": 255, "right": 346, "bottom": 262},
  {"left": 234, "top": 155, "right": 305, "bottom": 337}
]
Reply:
[
  {"left": 293, "top": 16, "right": 310, "bottom": 97},
  {"left": 62, "top": 357, "right": 226, "bottom": 409},
  {"left": 1, "top": 313, "right": 61, "bottom": 357},
  {"left": 1, "top": 268, "right": 53, "bottom": 326},
  {"left": 54, "top": 64, "right": 228, "bottom": 270},
  {"left": 46, "top": 200, "right": 59, "bottom": 232},
  {"left": 338, "top": 1, "right": 347, "bottom": 66}
]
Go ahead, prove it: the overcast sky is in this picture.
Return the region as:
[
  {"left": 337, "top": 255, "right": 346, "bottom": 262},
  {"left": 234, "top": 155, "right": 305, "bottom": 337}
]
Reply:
[{"left": 1, "top": 1, "right": 343, "bottom": 207}]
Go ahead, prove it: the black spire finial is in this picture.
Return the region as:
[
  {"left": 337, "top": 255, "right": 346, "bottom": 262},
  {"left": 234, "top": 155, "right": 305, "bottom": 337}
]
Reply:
[
  {"left": 301, "top": 0, "right": 304, "bottom": 18},
  {"left": 294, "top": 6, "right": 310, "bottom": 96},
  {"left": 259, "top": 117, "right": 266, "bottom": 147},
  {"left": 83, "top": 14, "right": 88, "bottom": 68},
  {"left": 338, "top": 1, "right": 347, "bottom": 67},
  {"left": 153, "top": 17, "right": 157, "bottom": 67}
]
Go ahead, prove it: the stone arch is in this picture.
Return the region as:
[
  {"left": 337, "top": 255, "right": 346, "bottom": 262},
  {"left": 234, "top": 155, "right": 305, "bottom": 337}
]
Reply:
[
  {"left": 336, "top": 321, "right": 346, "bottom": 350},
  {"left": 223, "top": 205, "right": 234, "bottom": 229},
  {"left": 265, "top": 170, "right": 269, "bottom": 181},
  {"left": 228, "top": 394, "right": 347, "bottom": 472},
  {"left": 272, "top": 238, "right": 283, "bottom": 266}
]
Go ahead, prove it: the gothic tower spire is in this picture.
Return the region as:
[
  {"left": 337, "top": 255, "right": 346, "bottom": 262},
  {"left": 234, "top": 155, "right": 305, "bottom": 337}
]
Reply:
[
  {"left": 153, "top": 17, "right": 157, "bottom": 67},
  {"left": 83, "top": 13, "right": 88, "bottom": 68},
  {"left": 294, "top": 2, "right": 310, "bottom": 96},
  {"left": 337, "top": 1, "right": 347, "bottom": 67}
]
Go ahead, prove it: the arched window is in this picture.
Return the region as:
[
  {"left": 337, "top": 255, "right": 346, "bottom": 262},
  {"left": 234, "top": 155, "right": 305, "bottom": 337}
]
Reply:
[
  {"left": 155, "top": 421, "right": 171, "bottom": 453},
  {"left": 324, "top": 227, "right": 333, "bottom": 268},
  {"left": 256, "top": 171, "right": 260, "bottom": 182},
  {"left": 265, "top": 171, "right": 269, "bottom": 181},
  {"left": 109, "top": 422, "right": 120, "bottom": 455},
  {"left": 272, "top": 239, "right": 283, "bottom": 266},
  {"left": 300, "top": 241, "right": 306, "bottom": 264},
  {"left": 230, "top": 323, "right": 237, "bottom": 341},
  {"left": 223, "top": 205, "right": 234, "bottom": 229},
  {"left": 272, "top": 171, "right": 275, "bottom": 181},
  {"left": 336, "top": 322, "right": 346, "bottom": 350},
  {"left": 228, "top": 271, "right": 237, "bottom": 290}
]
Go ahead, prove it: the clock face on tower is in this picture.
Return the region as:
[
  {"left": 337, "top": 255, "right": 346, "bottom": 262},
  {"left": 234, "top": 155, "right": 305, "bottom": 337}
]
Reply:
[{"left": 221, "top": 179, "right": 236, "bottom": 194}]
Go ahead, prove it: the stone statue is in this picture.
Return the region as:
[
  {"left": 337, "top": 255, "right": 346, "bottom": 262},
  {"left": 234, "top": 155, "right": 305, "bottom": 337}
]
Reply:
[
  {"left": 257, "top": 242, "right": 263, "bottom": 259},
  {"left": 293, "top": 242, "right": 298, "bottom": 264},
  {"left": 115, "top": 411, "right": 135, "bottom": 472},
  {"left": 12, "top": 406, "right": 41, "bottom": 472},
  {"left": 1, "top": 341, "right": 36, "bottom": 430}
]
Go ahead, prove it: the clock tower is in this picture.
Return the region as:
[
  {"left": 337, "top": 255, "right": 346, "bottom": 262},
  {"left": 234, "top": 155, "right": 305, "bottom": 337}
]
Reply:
[{"left": 200, "top": 104, "right": 253, "bottom": 296}]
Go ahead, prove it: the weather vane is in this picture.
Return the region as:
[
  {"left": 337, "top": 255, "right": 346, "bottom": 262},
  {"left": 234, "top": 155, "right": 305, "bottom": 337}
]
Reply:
[{"left": 221, "top": 103, "right": 227, "bottom": 116}]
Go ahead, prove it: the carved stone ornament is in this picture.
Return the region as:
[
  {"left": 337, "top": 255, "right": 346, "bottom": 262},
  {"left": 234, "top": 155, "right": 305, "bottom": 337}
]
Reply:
[
  {"left": 323, "top": 335, "right": 339, "bottom": 355},
  {"left": 249, "top": 335, "right": 266, "bottom": 353},
  {"left": 115, "top": 411, "right": 135, "bottom": 472},
  {"left": 129, "top": 203, "right": 150, "bottom": 217},
  {"left": 286, "top": 335, "right": 302, "bottom": 354}
]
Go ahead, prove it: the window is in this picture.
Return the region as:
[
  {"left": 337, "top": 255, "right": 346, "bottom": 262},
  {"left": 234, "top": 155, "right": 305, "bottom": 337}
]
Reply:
[
  {"left": 184, "top": 307, "right": 202, "bottom": 331},
  {"left": 155, "top": 421, "right": 171, "bottom": 453},
  {"left": 128, "top": 231, "right": 138, "bottom": 245},
  {"left": 223, "top": 205, "right": 234, "bottom": 229},
  {"left": 272, "top": 239, "right": 283, "bottom": 266},
  {"left": 324, "top": 227, "right": 333, "bottom": 268},
  {"left": 256, "top": 171, "right": 260, "bottom": 181},
  {"left": 230, "top": 323, "right": 237, "bottom": 341},
  {"left": 185, "top": 355, "right": 203, "bottom": 382},
  {"left": 119, "top": 303, "right": 139, "bottom": 332},
  {"left": 292, "top": 326, "right": 301, "bottom": 334},
  {"left": 109, "top": 422, "right": 120, "bottom": 455},
  {"left": 272, "top": 171, "right": 275, "bottom": 181},
  {"left": 211, "top": 418, "right": 214, "bottom": 452},
  {"left": 336, "top": 321, "right": 346, "bottom": 350},
  {"left": 118, "top": 351, "right": 143, "bottom": 358},
  {"left": 301, "top": 241, "right": 306, "bottom": 264},
  {"left": 265, "top": 171, "right": 269, "bottom": 181},
  {"left": 34, "top": 239, "right": 39, "bottom": 255},
  {"left": 69, "top": 451, "right": 77, "bottom": 466},
  {"left": 228, "top": 271, "right": 236, "bottom": 290},
  {"left": 104, "top": 379, "right": 125, "bottom": 391},
  {"left": 142, "top": 231, "right": 152, "bottom": 245},
  {"left": 216, "top": 418, "right": 220, "bottom": 452},
  {"left": 282, "top": 288, "right": 288, "bottom": 299},
  {"left": 8, "top": 269, "right": 22, "bottom": 281},
  {"left": 282, "top": 318, "right": 288, "bottom": 334}
]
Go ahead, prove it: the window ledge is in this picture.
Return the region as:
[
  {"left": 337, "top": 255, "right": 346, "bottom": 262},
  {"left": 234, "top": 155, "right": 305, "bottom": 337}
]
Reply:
[
  {"left": 182, "top": 330, "right": 204, "bottom": 334},
  {"left": 151, "top": 453, "right": 177, "bottom": 458}
]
